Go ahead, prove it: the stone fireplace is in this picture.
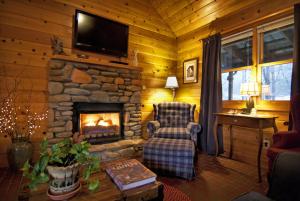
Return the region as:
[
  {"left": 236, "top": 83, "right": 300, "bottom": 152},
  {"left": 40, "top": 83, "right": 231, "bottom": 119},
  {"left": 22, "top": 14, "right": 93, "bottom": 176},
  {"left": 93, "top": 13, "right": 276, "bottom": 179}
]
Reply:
[
  {"left": 47, "top": 59, "right": 144, "bottom": 161},
  {"left": 72, "top": 102, "right": 124, "bottom": 144}
]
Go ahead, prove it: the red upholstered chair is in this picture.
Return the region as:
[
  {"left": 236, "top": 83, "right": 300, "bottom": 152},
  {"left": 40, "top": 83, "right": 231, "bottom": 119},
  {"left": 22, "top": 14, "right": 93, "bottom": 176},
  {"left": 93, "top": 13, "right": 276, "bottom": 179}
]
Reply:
[{"left": 267, "top": 93, "right": 300, "bottom": 172}]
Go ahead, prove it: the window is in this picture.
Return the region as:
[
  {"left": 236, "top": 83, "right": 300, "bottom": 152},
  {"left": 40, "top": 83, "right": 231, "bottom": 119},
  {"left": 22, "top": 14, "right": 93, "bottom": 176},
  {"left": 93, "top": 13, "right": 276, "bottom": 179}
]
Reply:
[
  {"left": 259, "top": 17, "right": 294, "bottom": 100},
  {"left": 222, "top": 70, "right": 251, "bottom": 100},
  {"left": 261, "top": 63, "right": 293, "bottom": 100},
  {"left": 221, "top": 31, "right": 252, "bottom": 100},
  {"left": 262, "top": 25, "right": 294, "bottom": 63},
  {"left": 221, "top": 37, "right": 253, "bottom": 69},
  {"left": 221, "top": 16, "right": 294, "bottom": 101}
]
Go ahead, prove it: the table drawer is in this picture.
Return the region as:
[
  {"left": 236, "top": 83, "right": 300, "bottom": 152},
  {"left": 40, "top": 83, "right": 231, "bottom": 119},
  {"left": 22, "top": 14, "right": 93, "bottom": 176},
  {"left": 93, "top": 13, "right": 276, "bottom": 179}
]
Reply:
[{"left": 218, "top": 115, "right": 260, "bottom": 128}]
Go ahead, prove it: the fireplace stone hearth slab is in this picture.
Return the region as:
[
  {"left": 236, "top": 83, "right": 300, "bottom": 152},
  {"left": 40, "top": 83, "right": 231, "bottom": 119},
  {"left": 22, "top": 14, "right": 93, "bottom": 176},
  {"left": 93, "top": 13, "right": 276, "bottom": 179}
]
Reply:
[{"left": 89, "top": 139, "right": 145, "bottom": 162}]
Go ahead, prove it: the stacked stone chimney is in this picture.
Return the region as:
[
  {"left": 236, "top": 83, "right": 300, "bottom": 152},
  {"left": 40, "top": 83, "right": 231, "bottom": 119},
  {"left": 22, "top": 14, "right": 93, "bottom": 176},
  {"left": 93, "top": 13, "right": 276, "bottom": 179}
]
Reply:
[{"left": 47, "top": 59, "right": 142, "bottom": 144}]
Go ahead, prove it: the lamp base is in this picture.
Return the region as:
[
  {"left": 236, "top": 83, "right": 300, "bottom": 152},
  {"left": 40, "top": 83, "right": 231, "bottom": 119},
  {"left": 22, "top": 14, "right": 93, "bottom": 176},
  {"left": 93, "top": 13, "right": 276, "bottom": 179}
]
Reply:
[
  {"left": 172, "top": 88, "right": 175, "bottom": 101},
  {"left": 242, "top": 96, "right": 255, "bottom": 114},
  {"left": 246, "top": 96, "right": 255, "bottom": 109},
  {"left": 241, "top": 108, "right": 252, "bottom": 114}
]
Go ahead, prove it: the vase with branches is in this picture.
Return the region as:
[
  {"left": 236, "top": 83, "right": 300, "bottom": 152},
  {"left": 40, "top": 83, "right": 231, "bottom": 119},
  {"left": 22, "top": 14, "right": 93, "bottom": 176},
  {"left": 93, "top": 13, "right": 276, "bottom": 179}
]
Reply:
[{"left": 0, "top": 75, "right": 47, "bottom": 169}]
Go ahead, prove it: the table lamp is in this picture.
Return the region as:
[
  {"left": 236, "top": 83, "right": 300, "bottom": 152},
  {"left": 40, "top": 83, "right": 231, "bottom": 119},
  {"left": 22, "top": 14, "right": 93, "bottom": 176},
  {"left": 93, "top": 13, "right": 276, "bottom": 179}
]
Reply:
[
  {"left": 165, "top": 76, "right": 179, "bottom": 101},
  {"left": 240, "top": 82, "right": 259, "bottom": 114},
  {"left": 261, "top": 85, "right": 271, "bottom": 99}
]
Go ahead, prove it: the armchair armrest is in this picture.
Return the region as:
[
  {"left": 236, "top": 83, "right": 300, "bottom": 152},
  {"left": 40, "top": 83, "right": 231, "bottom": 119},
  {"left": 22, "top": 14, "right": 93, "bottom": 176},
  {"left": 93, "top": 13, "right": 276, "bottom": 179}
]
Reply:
[
  {"left": 147, "top": 121, "right": 160, "bottom": 137},
  {"left": 187, "top": 122, "right": 201, "bottom": 146},
  {"left": 272, "top": 131, "right": 300, "bottom": 148}
]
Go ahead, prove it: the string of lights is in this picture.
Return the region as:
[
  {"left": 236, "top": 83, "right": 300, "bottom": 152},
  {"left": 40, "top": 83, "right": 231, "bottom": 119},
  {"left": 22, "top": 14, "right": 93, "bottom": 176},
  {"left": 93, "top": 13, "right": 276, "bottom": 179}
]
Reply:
[{"left": 0, "top": 94, "right": 47, "bottom": 142}]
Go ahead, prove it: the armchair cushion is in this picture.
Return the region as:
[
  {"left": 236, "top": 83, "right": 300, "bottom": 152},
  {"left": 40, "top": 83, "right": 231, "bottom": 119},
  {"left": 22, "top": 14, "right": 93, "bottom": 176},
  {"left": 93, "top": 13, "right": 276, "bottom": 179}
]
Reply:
[
  {"left": 154, "top": 127, "right": 191, "bottom": 140},
  {"left": 157, "top": 102, "right": 192, "bottom": 127},
  {"left": 148, "top": 102, "right": 200, "bottom": 146},
  {"left": 147, "top": 120, "right": 160, "bottom": 137},
  {"left": 272, "top": 131, "right": 300, "bottom": 148}
]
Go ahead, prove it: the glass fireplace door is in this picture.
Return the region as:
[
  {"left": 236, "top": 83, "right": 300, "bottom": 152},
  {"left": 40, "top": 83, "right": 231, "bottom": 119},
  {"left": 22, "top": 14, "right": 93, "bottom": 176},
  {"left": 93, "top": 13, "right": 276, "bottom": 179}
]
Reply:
[{"left": 80, "top": 113, "right": 120, "bottom": 138}]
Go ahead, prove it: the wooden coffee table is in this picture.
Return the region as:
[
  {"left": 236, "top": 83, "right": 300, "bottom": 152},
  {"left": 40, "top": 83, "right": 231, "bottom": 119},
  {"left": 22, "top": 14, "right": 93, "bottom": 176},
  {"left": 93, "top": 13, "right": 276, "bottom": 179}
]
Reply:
[{"left": 19, "top": 170, "right": 163, "bottom": 201}]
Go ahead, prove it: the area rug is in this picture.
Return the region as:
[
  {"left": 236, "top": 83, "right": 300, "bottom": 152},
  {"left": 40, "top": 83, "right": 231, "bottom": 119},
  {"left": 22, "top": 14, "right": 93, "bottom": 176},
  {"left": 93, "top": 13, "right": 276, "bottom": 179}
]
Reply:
[{"left": 163, "top": 183, "right": 192, "bottom": 201}]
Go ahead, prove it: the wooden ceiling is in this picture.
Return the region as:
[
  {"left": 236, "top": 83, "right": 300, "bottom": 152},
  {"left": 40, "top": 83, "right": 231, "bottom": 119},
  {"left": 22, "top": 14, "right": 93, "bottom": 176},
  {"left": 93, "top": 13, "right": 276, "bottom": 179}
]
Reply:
[{"left": 149, "top": 0, "right": 271, "bottom": 37}]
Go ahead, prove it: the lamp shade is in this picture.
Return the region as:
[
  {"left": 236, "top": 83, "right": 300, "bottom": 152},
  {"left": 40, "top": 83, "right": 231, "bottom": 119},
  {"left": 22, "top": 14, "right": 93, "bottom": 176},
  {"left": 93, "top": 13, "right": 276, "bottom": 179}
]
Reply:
[
  {"left": 165, "top": 76, "right": 179, "bottom": 88},
  {"left": 240, "top": 82, "right": 259, "bottom": 96}
]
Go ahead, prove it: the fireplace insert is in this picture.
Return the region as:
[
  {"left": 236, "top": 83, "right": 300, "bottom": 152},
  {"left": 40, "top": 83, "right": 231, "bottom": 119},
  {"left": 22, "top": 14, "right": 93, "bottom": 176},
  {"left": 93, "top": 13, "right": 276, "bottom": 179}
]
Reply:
[{"left": 72, "top": 102, "right": 124, "bottom": 144}]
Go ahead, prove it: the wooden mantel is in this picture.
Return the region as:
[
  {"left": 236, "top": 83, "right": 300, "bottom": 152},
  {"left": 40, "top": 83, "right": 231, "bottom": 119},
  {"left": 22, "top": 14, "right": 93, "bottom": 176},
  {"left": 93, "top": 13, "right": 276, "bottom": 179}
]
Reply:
[{"left": 51, "top": 55, "right": 143, "bottom": 72}]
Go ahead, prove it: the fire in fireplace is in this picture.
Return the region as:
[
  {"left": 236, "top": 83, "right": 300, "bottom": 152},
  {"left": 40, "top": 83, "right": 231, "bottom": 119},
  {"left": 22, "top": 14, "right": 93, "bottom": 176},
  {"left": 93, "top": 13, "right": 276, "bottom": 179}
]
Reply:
[
  {"left": 80, "top": 113, "right": 120, "bottom": 135},
  {"left": 73, "top": 103, "right": 124, "bottom": 144}
]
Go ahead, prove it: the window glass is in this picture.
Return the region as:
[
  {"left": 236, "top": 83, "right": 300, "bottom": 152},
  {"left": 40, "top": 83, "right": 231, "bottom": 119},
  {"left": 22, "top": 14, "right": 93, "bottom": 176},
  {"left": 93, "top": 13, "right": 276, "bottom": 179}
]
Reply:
[
  {"left": 261, "top": 63, "right": 292, "bottom": 100},
  {"left": 221, "top": 37, "right": 253, "bottom": 70},
  {"left": 221, "top": 18, "right": 293, "bottom": 102},
  {"left": 263, "top": 25, "right": 294, "bottom": 63},
  {"left": 222, "top": 70, "right": 251, "bottom": 100}
]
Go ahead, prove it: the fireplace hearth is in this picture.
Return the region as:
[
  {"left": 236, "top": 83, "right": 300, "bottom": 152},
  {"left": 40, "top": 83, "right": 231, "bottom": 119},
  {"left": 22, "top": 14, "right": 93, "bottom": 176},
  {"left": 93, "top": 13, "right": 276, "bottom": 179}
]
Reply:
[
  {"left": 47, "top": 59, "right": 143, "bottom": 161},
  {"left": 73, "top": 103, "right": 124, "bottom": 144},
  {"left": 47, "top": 59, "right": 142, "bottom": 146}
]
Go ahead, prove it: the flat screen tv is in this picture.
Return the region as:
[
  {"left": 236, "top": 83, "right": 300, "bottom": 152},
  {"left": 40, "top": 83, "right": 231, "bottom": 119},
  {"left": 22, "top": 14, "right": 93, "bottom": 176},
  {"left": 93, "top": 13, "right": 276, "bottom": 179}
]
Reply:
[{"left": 73, "top": 10, "right": 129, "bottom": 57}]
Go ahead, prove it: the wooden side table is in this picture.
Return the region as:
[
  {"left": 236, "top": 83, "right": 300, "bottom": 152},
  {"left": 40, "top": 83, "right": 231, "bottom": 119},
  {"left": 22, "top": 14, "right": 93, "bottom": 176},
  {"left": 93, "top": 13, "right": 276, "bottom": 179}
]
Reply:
[
  {"left": 20, "top": 171, "right": 163, "bottom": 201},
  {"left": 213, "top": 113, "right": 278, "bottom": 182}
]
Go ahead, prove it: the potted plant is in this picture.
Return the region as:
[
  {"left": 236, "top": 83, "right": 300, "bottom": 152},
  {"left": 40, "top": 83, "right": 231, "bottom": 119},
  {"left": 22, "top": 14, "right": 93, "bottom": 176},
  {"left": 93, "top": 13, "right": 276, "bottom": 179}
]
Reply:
[
  {"left": 0, "top": 78, "right": 47, "bottom": 170},
  {"left": 22, "top": 138, "right": 100, "bottom": 200}
]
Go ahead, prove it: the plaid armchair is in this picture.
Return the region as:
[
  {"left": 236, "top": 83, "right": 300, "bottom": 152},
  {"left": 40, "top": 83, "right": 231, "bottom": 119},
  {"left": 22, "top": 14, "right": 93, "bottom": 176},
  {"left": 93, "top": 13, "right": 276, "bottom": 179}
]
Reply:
[{"left": 147, "top": 102, "right": 201, "bottom": 146}]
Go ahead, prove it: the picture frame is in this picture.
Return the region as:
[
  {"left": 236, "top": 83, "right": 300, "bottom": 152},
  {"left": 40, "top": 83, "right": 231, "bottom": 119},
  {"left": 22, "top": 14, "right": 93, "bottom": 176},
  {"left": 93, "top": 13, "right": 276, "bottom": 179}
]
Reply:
[{"left": 183, "top": 58, "right": 198, "bottom": 84}]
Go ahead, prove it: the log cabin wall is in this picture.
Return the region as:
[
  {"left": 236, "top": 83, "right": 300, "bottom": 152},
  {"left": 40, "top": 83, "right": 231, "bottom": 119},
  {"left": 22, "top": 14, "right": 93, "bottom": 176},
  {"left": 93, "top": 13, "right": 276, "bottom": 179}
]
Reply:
[
  {"left": 151, "top": 0, "right": 300, "bottom": 170},
  {"left": 1, "top": 0, "right": 299, "bottom": 171},
  {"left": 0, "top": 0, "right": 177, "bottom": 167}
]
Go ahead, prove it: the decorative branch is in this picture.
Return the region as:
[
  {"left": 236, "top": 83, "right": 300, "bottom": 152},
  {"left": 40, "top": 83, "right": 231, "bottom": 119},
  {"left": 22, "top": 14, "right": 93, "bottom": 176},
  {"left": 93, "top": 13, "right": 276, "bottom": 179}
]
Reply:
[{"left": 0, "top": 73, "right": 47, "bottom": 142}]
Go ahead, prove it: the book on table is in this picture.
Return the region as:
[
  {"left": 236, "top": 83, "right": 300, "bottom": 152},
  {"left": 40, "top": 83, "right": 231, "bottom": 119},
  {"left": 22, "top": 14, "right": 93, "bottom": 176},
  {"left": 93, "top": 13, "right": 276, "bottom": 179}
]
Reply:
[{"left": 105, "top": 159, "right": 157, "bottom": 191}]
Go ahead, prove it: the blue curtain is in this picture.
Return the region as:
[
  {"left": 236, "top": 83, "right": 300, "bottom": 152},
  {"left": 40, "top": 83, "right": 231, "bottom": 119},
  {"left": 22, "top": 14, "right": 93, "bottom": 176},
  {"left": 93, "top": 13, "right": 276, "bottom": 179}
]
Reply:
[
  {"left": 289, "top": 4, "right": 300, "bottom": 130},
  {"left": 199, "top": 34, "right": 223, "bottom": 154}
]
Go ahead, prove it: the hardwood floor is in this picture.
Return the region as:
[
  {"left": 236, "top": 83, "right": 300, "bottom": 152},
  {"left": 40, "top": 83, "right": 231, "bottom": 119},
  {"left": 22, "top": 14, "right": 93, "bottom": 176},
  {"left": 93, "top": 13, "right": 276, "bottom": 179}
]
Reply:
[
  {"left": 158, "top": 152, "right": 267, "bottom": 201},
  {"left": 0, "top": 152, "right": 267, "bottom": 201},
  {"left": 0, "top": 168, "right": 23, "bottom": 201}
]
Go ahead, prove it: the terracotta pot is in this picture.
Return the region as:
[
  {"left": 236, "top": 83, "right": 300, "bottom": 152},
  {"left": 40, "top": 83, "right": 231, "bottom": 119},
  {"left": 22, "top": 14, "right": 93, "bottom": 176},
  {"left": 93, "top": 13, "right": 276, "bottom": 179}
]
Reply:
[
  {"left": 7, "top": 141, "right": 33, "bottom": 171},
  {"left": 47, "top": 163, "right": 80, "bottom": 195}
]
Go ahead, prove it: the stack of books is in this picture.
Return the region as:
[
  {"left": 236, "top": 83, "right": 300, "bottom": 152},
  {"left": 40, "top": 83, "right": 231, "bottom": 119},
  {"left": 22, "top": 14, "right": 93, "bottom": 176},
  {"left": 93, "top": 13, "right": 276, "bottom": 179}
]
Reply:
[{"left": 106, "top": 159, "right": 157, "bottom": 191}]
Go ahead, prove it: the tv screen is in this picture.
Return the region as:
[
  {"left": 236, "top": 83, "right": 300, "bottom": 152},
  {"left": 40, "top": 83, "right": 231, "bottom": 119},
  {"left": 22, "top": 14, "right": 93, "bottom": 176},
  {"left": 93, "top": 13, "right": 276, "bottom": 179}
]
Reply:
[{"left": 74, "top": 10, "right": 129, "bottom": 57}]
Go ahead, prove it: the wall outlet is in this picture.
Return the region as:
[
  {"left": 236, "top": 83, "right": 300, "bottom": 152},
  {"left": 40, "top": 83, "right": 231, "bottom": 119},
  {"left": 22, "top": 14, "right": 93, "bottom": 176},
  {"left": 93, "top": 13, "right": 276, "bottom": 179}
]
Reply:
[{"left": 263, "top": 138, "right": 270, "bottom": 149}]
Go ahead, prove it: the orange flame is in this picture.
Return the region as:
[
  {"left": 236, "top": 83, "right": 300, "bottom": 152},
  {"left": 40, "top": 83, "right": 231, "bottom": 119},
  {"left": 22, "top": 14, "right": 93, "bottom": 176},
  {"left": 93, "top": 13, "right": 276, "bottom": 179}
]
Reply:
[{"left": 80, "top": 113, "right": 119, "bottom": 127}]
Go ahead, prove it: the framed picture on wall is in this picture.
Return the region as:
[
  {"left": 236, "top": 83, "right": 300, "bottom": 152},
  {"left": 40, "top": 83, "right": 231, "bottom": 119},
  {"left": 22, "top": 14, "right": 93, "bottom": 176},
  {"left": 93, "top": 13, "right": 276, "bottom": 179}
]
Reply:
[{"left": 183, "top": 58, "right": 198, "bottom": 84}]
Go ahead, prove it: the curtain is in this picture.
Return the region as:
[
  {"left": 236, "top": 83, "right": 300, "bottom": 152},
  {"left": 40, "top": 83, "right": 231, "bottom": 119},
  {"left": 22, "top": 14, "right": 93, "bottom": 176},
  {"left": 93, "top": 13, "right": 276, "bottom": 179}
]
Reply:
[
  {"left": 199, "top": 34, "right": 223, "bottom": 154},
  {"left": 289, "top": 4, "right": 300, "bottom": 130}
]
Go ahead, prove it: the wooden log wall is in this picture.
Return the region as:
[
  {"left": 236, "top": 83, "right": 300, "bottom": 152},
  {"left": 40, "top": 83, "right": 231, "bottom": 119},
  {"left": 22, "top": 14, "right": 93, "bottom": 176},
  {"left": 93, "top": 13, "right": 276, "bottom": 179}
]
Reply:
[
  {"left": 175, "top": 0, "right": 300, "bottom": 171},
  {"left": 0, "top": 0, "right": 177, "bottom": 167},
  {"left": 1, "top": 0, "right": 299, "bottom": 172}
]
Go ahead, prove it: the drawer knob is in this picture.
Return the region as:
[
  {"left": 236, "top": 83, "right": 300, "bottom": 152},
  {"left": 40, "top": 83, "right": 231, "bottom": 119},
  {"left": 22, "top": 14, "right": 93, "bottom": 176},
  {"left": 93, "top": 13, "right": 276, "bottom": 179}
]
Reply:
[{"left": 234, "top": 119, "right": 238, "bottom": 123}]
